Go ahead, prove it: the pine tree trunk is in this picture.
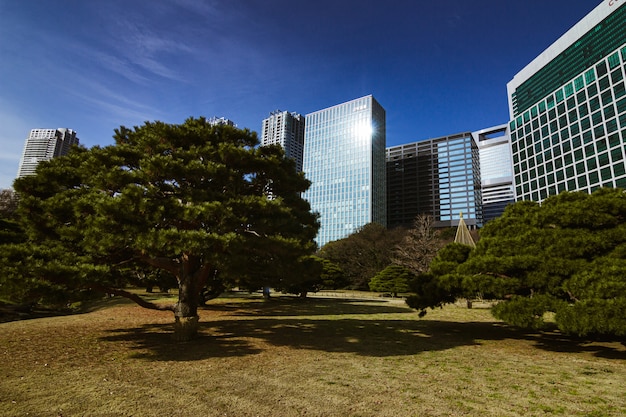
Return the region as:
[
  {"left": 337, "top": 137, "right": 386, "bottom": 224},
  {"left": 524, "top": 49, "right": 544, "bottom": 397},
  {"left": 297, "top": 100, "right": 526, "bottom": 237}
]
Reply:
[
  {"left": 173, "top": 273, "right": 199, "bottom": 342},
  {"left": 174, "top": 315, "right": 199, "bottom": 342}
]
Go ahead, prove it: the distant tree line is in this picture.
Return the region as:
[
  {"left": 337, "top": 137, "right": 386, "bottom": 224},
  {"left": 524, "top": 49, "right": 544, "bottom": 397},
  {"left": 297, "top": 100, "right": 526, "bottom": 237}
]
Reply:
[{"left": 316, "top": 189, "right": 626, "bottom": 339}]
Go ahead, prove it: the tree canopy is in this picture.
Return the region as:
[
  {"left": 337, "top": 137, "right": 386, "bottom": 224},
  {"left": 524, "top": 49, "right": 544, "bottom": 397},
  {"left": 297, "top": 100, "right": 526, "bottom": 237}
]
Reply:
[
  {"left": 369, "top": 264, "right": 413, "bottom": 297},
  {"left": 0, "top": 189, "right": 24, "bottom": 247},
  {"left": 3, "top": 118, "right": 319, "bottom": 340},
  {"left": 407, "top": 188, "right": 626, "bottom": 338},
  {"left": 317, "top": 223, "right": 405, "bottom": 290}
]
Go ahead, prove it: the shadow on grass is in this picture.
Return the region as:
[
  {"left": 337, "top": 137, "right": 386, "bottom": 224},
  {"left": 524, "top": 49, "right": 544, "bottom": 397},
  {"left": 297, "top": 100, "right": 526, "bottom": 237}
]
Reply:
[
  {"left": 529, "top": 329, "right": 626, "bottom": 360},
  {"left": 99, "top": 298, "right": 626, "bottom": 362},
  {"left": 101, "top": 324, "right": 264, "bottom": 360},
  {"left": 204, "top": 296, "right": 413, "bottom": 316}
]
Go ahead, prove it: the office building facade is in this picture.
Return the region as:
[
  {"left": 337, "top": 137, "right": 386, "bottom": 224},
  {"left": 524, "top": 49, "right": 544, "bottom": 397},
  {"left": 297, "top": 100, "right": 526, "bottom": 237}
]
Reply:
[
  {"left": 473, "top": 125, "right": 515, "bottom": 222},
  {"left": 208, "top": 116, "right": 236, "bottom": 127},
  {"left": 261, "top": 110, "right": 306, "bottom": 172},
  {"left": 508, "top": 1, "right": 626, "bottom": 202},
  {"left": 386, "top": 132, "right": 482, "bottom": 229},
  {"left": 17, "top": 128, "right": 79, "bottom": 178},
  {"left": 303, "top": 95, "right": 386, "bottom": 247}
]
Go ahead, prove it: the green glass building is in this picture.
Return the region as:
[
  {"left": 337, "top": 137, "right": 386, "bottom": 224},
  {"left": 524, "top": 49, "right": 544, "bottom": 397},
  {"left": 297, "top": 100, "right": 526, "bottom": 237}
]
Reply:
[
  {"left": 302, "top": 95, "right": 386, "bottom": 247},
  {"left": 507, "top": 1, "right": 626, "bottom": 201}
]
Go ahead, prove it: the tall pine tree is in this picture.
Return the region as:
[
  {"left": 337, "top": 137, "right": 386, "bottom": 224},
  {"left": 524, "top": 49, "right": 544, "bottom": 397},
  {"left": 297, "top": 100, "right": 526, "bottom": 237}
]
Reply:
[{"left": 6, "top": 118, "right": 319, "bottom": 340}]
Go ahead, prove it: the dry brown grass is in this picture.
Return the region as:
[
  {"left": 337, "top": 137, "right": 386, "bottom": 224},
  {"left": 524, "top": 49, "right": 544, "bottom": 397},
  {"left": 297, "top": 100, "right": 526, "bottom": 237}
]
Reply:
[{"left": 0, "top": 293, "right": 625, "bottom": 417}]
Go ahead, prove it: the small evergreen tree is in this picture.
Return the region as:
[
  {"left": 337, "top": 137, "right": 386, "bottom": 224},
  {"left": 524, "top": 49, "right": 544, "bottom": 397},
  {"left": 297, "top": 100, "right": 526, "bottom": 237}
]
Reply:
[
  {"left": 369, "top": 264, "right": 413, "bottom": 297},
  {"left": 405, "top": 243, "right": 472, "bottom": 316},
  {"left": 317, "top": 257, "right": 347, "bottom": 289}
]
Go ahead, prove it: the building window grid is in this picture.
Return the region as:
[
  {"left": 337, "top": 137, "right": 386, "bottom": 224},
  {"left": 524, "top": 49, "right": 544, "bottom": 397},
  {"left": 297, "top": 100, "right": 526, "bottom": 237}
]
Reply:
[
  {"left": 512, "top": 6, "right": 626, "bottom": 116},
  {"left": 303, "top": 96, "right": 386, "bottom": 246},
  {"left": 387, "top": 134, "right": 481, "bottom": 227},
  {"left": 513, "top": 44, "right": 626, "bottom": 201}
]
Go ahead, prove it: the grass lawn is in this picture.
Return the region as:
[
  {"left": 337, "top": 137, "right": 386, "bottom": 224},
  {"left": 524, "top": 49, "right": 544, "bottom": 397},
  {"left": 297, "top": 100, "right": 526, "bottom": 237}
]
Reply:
[{"left": 0, "top": 293, "right": 625, "bottom": 417}]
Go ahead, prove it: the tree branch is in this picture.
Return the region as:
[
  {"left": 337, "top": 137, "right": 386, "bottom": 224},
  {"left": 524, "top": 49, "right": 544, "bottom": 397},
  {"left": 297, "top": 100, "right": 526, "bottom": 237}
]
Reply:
[
  {"left": 476, "top": 272, "right": 512, "bottom": 280},
  {"left": 192, "top": 262, "right": 214, "bottom": 290},
  {"left": 136, "top": 253, "right": 180, "bottom": 276},
  {"left": 89, "top": 283, "right": 175, "bottom": 312}
]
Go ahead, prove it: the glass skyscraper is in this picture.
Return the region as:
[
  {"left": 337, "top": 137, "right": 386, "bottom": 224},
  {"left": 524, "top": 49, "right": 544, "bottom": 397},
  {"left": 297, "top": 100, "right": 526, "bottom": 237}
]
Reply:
[
  {"left": 508, "top": 2, "right": 626, "bottom": 202},
  {"left": 302, "top": 95, "right": 386, "bottom": 247},
  {"left": 386, "top": 132, "right": 482, "bottom": 229}
]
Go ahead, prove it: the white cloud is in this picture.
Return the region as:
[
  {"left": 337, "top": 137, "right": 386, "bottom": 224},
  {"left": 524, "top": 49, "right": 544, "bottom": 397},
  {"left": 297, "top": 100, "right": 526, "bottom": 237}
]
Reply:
[
  {"left": 37, "top": 25, "right": 188, "bottom": 86},
  {"left": 75, "top": 92, "right": 163, "bottom": 127},
  {"left": 73, "top": 45, "right": 152, "bottom": 86},
  {"left": 99, "top": 8, "right": 199, "bottom": 83}
]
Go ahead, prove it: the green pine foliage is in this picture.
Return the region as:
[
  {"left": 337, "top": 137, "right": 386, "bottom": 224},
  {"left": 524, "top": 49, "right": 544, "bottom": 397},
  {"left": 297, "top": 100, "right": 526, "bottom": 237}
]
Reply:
[
  {"left": 408, "top": 188, "right": 626, "bottom": 339},
  {"left": 1, "top": 118, "right": 319, "bottom": 339},
  {"left": 273, "top": 255, "right": 324, "bottom": 298},
  {"left": 405, "top": 243, "right": 471, "bottom": 316},
  {"left": 491, "top": 295, "right": 567, "bottom": 330},
  {"left": 369, "top": 264, "right": 413, "bottom": 297},
  {"left": 318, "top": 223, "right": 406, "bottom": 290},
  {"left": 0, "top": 218, "right": 24, "bottom": 245},
  {"left": 316, "top": 257, "right": 348, "bottom": 289}
]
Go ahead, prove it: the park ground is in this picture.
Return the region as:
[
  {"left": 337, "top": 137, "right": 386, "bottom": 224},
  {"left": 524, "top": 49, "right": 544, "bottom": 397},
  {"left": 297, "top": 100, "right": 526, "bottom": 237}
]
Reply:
[{"left": 0, "top": 292, "right": 625, "bottom": 417}]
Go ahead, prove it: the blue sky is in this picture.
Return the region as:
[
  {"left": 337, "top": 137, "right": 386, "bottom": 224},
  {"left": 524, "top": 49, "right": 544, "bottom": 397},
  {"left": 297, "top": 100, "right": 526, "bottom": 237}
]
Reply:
[{"left": 0, "top": 0, "right": 602, "bottom": 189}]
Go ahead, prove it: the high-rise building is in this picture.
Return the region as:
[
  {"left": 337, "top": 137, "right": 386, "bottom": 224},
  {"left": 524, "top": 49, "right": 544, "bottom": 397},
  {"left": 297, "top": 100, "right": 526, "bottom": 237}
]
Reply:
[
  {"left": 386, "top": 132, "right": 482, "bottom": 229},
  {"left": 302, "top": 95, "right": 386, "bottom": 247},
  {"left": 208, "top": 116, "right": 236, "bottom": 127},
  {"left": 473, "top": 125, "right": 515, "bottom": 222},
  {"left": 508, "top": 2, "right": 626, "bottom": 202},
  {"left": 261, "top": 110, "right": 305, "bottom": 172},
  {"left": 17, "top": 128, "right": 79, "bottom": 178}
]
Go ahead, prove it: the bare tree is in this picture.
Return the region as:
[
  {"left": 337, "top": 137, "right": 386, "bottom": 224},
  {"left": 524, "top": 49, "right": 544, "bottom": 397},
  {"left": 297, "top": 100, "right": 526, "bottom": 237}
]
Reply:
[{"left": 392, "top": 214, "right": 445, "bottom": 276}]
